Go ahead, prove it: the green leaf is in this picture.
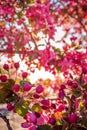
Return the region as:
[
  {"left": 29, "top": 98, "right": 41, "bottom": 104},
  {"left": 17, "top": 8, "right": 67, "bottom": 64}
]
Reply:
[
  {"left": 17, "top": 12, "right": 23, "bottom": 19},
  {"left": 56, "top": 66, "right": 61, "bottom": 73},
  {"left": 14, "top": 99, "right": 29, "bottom": 116},
  {"left": 72, "top": 89, "right": 81, "bottom": 98},
  {"left": 37, "top": 125, "right": 52, "bottom": 130},
  {"left": 52, "top": 47, "right": 62, "bottom": 56},
  {"left": 79, "top": 102, "right": 84, "bottom": 110},
  {"left": 0, "top": 89, "right": 10, "bottom": 103},
  {"left": 75, "top": 45, "right": 82, "bottom": 50},
  {"left": 0, "top": 67, "right": 8, "bottom": 74},
  {"left": 0, "top": 79, "right": 16, "bottom": 103},
  {"left": 56, "top": 120, "right": 62, "bottom": 125},
  {"left": 0, "top": 79, "right": 15, "bottom": 90},
  {"left": 6, "top": 95, "right": 17, "bottom": 102},
  {"left": 0, "top": 86, "right": 14, "bottom": 103}
]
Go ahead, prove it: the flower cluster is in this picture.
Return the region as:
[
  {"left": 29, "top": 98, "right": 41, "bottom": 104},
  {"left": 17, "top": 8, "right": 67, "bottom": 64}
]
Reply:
[
  {"left": 0, "top": 54, "right": 87, "bottom": 130},
  {"left": 0, "top": 0, "right": 87, "bottom": 130}
]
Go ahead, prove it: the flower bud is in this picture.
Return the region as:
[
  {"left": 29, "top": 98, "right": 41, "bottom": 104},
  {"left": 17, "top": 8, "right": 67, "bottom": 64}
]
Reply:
[
  {"left": 0, "top": 75, "right": 8, "bottom": 82},
  {"left": 36, "top": 85, "right": 43, "bottom": 93},
  {"left": 48, "top": 117, "right": 56, "bottom": 125},
  {"left": 67, "top": 80, "right": 72, "bottom": 86},
  {"left": 29, "top": 113, "right": 37, "bottom": 124},
  {"left": 22, "top": 72, "right": 28, "bottom": 79},
  {"left": 58, "top": 89, "right": 65, "bottom": 99},
  {"left": 14, "top": 62, "right": 19, "bottom": 69},
  {"left": 3, "top": 64, "right": 9, "bottom": 71},
  {"left": 13, "top": 84, "right": 20, "bottom": 92},
  {"left": 72, "top": 82, "right": 78, "bottom": 88},
  {"left": 7, "top": 103, "right": 13, "bottom": 111},
  {"left": 23, "top": 83, "right": 31, "bottom": 91}
]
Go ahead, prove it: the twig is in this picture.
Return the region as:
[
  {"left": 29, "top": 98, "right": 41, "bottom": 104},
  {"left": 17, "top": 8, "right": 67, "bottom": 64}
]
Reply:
[
  {"left": 23, "top": 23, "right": 38, "bottom": 50},
  {"left": 0, "top": 113, "right": 13, "bottom": 130},
  {"left": 0, "top": 50, "right": 22, "bottom": 53},
  {"left": 58, "top": 0, "right": 87, "bottom": 32}
]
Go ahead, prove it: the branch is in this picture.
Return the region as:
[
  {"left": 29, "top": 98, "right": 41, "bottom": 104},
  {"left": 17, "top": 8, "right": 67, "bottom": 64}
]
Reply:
[
  {"left": 58, "top": 0, "right": 87, "bottom": 32},
  {"left": 23, "top": 23, "right": 38, "bottom": 50},
  {"left": 0, "top": 50, "right": 22, "bottom": 53},
  {"left": 0, "top": 113, "right": 13, "bottom": 130},
  {"left": 56, "top": 32, "right": 68, "bottom": 43}
]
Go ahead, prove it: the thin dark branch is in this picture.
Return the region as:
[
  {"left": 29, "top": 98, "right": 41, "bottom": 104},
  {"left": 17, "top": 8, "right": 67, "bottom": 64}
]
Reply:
[
  {"left": 56, "top": 32, "right": 68, "bottom": 43},
  {"left": 0, "top": 50, "right": 22, "bottom": 53},
  {"left": 0, "top": 113, "right": 13, "bottom": 130},
  {"left": 23, "top": 23, "right": 38, "bottom": 50}
]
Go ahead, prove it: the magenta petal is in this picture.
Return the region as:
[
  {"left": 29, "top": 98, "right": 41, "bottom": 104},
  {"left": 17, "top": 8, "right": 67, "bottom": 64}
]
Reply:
[
  {"left": 29, "top": 113, "right": 37, "bottom": 124},
  {"left": 37, "top": 116, "right": 45, "bottom": 126},
  {"left": 29, "top": 126, "right": 36, "bottom": 130},
  {"left": 21, "top": 122, "right": 31, "bottom": 128}
]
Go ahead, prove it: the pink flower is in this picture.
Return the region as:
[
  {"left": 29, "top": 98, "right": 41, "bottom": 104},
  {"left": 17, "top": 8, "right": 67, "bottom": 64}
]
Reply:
[
  {"left": 24, "top": 112, "right": 37, "bottom": 124},
  {"left": 29, "top": 126, "right": 36, "bottom": 130},
  {"left": 37, "top": 116, "right": 45, "bottom": 126},
  {"left": 18, "top": 18, "right": 25, "bottom": 25},
  {"left": 37, "top": 115, "right": 48, "bottom": 125},
  {"left": 24, "top": 113, "right": 30, "bottom": 121},
  {"left": 70, "top": 36, "right": 77, "bottom": 41},
  {"left": 38, "top": 47, "right": 57, "bottom": 71},
  {"left": 5, "top": 6, "right": 15, "bottom": 16},
  {"left": 41, "top": 99, "right": 50, "bottom": 106},
  {"left": 29, "top": 113, "right": 37, "bottom": 124},
  {"left": 82, "top": 67, "right": 87, "bottom": 74},
  {"left": 57, "top": 104, "right": 65, "bottom": 112},
  {"left": 58, "top": 58, "right": 73, "bottom": 72},
  {"left": 21, "top": 122, "right": 31, "bottom": 128},
  {"left": 33, "top": 94, "right": 40, "bottom": 99}
]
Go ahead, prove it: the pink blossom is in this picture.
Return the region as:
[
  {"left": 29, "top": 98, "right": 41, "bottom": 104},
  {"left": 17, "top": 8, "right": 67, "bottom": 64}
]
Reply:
[
  {"left": 29, "top": 126, "right": 36, "bottom": 130},
  {"left": 21, "top": 122, "right": 31, "bottom": 128},
  {"left": 29, "top": 113, "right": 37, "bottom": 124},
  {"left": 37, "top": 116, "right": 45, "bottom": 126}
]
